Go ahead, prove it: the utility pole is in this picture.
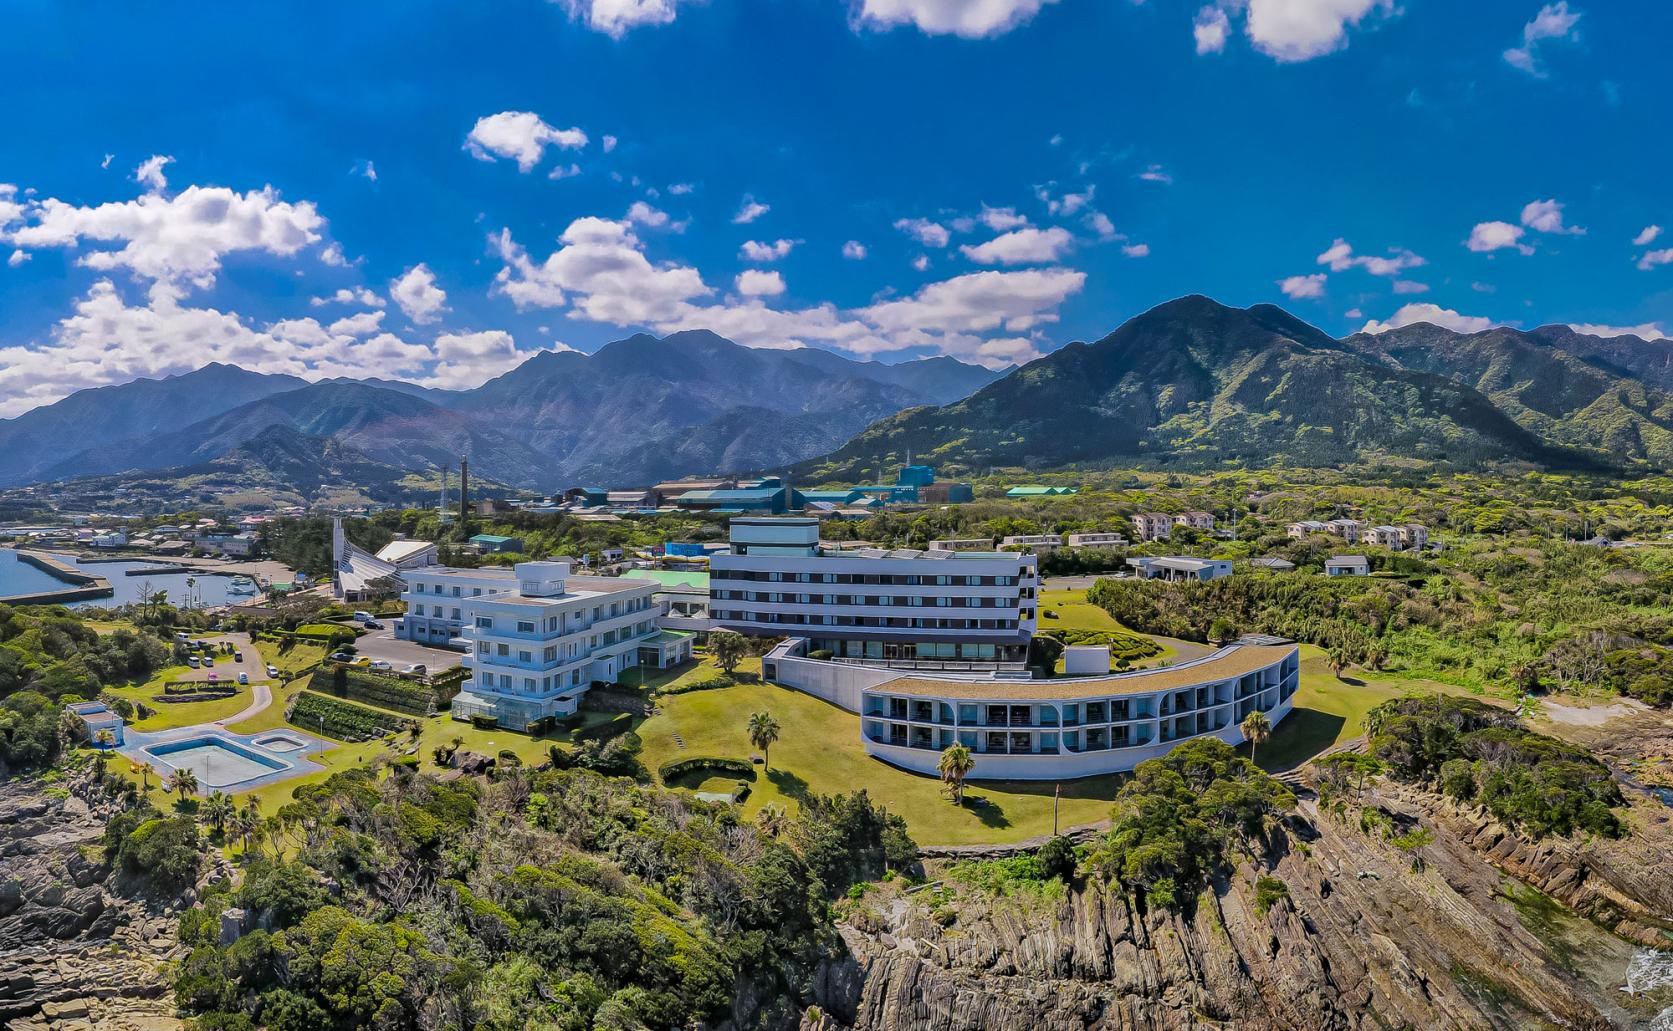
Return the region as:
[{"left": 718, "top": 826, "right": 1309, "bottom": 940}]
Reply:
[{"left": 1053, "top": 782, "right": 1060, "bottom": 836}]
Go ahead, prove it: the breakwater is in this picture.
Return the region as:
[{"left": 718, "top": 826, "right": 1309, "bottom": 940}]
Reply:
[{"left": 0, "top": 550, "right": 114, "bottom": 605}]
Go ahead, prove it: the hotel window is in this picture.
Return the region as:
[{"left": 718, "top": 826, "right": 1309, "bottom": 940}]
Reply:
[
  {"left": 473, "top": 588, "right": 482, "bottom": 596},
  {"left": 415, "top": 583, "right": 426, "bottom": 593},
  {"left": 517, "top": 620, "right": 536, "bottom": 633},
  {"left": 523, "top": 678, "right": 536, "bottom": 693},
  {"left": 475, "top": 616, "right": 493, "bottom": 629},
  {"left": 518, "top": 651, "right": 532, "bottom": 664},
  {"left": 496, "top": 644, "right": 510, "bottom": 657},
  {"left": 544, "top": 646, "right": 557, "bottom": 661},
  {"left": 480, "top": 673, "right": 492, "bottom": 687},
  {"left": 451, "top": 609, "right": 461, "bottom": 620},
  {"left": 452, "top": 586, "right": 461, "bottom": 597}
]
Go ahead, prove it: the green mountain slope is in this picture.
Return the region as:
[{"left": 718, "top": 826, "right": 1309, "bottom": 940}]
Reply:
[{"left": 799, "top": 296, "right": 1605, "bottom": 481}]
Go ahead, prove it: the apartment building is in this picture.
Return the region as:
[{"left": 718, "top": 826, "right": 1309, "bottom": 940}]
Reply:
[
  {"left": 927, "top": 538, "right": 995, "bottom": 552},
  {"left": 1175, "top": 511, "right": 1216, "bottom": 532},
  {"left": 451, "top": 561, "right": 677, "bottom": 728},
  {"left": 1132, "top": 512, "right": 1174, "bottom": 542},
  {"left": 1066, "top": 532, "right": 1129, "bottom": 549},
  {"left": 1000, "top": 533, "right": 1063, "bottom": 554},
  {"left": 1287, "top": 520, "right": 1329, "bottom": 539},
  {"left": 1399, "top": 524, "right": 1429, "bottom": 550},
  {"left": 709, "top": 517, "right": 1039, "bottom": 667},
  {"left": 1366, "top": 525, "right": 1404, "bottom": 549},
  {"left": 1326, "top": 518, "right": 1364, "bottom": 544}
]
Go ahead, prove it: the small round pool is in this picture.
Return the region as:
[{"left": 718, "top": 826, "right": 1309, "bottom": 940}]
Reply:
[{"left": 252, "top": 733, "right": 308, "bottom": 753}]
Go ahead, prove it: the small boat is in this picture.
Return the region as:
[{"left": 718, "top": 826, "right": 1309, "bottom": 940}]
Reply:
[{"left": 226, "top": 576, "right": 258, "bottom": 595}]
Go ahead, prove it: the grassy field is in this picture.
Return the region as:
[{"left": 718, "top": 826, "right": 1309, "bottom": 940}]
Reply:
[
  {"left": 102, "top": 667, "right": 256, "bottom": 730},
  {"left": 1037, "top": 587, "right": 1206, "bottom": 667}
]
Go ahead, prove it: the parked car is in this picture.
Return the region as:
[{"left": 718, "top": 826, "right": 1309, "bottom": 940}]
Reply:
[
  {"left": 174, "top": 631, "right": 189, "bottom": 641},
  {"left": 202, "top": 656, "right": 214, "bottom": 667},
  {"left": 362, "top": 619, "right": 383, "bottom": 630},
  {"left": 237, "top": 672, "right": 249, "bottom": 685},
  {"left": 234, "top": 650, "right": 243, "bottom": 662},
  {"left": 401, "top": 663, "right": 428, "bottom": 676},
  {"left": 329, "top": 652, "right": 354, "bottom": 663},
  {"left": 351, "top": 656, "right": 373, "bottom": 667},
  {"left": 369, "top": 660, "right": 393, "bottom": 672},
  {"left": 187, "top": 655, "right": 200, "bottom": 668},
  {"left": 207, "top": 673, "right": 218, "bottom": 684},
  {"left": 266, "top": 664, "right": 280, "bottom": 677},
  {"left": 353, "top": 610, "right": 374, "bottom": 623}
]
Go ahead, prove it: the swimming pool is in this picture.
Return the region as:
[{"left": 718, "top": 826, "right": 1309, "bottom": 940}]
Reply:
[
  {"left": 251, "top": 732, "right": 308, "bottom": 753},
  {"left": 145, "top": 735, "right": 288, "bottom": 788}
]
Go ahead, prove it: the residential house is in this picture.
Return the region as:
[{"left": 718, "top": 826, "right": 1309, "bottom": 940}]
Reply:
[
  {"left": 928, "top": 538, "right": 995, "bottom": 552},
  {"left": 470, "top": 534, "right": 525, "bottom": 554},
  {"left": 1125, "top": 556, "right": 1234, "bottom": 582},
  {"left": 1000, "top": 534, "right": 1063, "bottom": 554},
  {"left": 1132, "top": 512, "right": 1174, "bottom": 542},
  {"left": 1175, "top": 511, "right": 1215, "bottom": 532},
  {"left": 1066, "top": 532, "right": 1128, "bottom": 549},
  {"left": 1366, "top": 526, "right": 1404, "bottom": 549},
  {"left": 1324, "top": 555, "right": 1371, "bottom": 577},
  {"left": 1399, "top": 524, "right": 1429, "bottom": 550}
]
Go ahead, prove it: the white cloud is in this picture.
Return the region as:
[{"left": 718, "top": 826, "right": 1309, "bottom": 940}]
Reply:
[
  {"left": 894, "top": 217, "right": 951, "bottom": 249},
  {"left": 668, "top": 183, "right": 695, "bottom": 195},
  {"left": 1136, "top": 165, "right": 1173, "bottom": 185},
  {"left": 492, "top": 217, "right": 710, "bottom": 321},
  {"left": 1633, "top": 225, "right": 1662, "bottom": 247},
  {"left": 1567, "top": 322, "right": 1669, "bottom": 341},
  {"left": 547, "top": 163, "right": 583, "bottom": 181},
  {"left": 979, "top": 206, "right": 1030, "bottom": 232},
  {"left": 1465, "top": 221, "right": 1533, "bottom": 255},
  {"left": 391, "top": 264, "right": 448, "bottom": 325},
  {"left": 132, "top": 155, "right": 173, "bottom": 193},
  {"left": 1637, "top": 248, "right": 1673, "bottom": 272},
  {"left": 7, "top": 249, "right": 28, "bottom": 267},
  {"left": 732, "top": 195, "right": 770, "bottom": 224},
  {"left": 327, "top": 309, "right": 386, "bottom": 336},
  {"left": 740, "top": 238, "right": 796, "bottom": 262},
  {"left": 1392, "top": 279, "right": 1429, "bottom": 294},
  {"left": 1035, "top": 183, "right": 1094, "bottom": 216},
  {"left": 1504, "top": 2, "right": 1581, "bottom": 77},
  {"left": 626, "top": 201, "right": 674, "bottom": 229},
  {"left": 1121, "top": 243, "right": 1150, "bottom": 258},
  {"left": 602, "top": 135, "right": 618, "bottom": 153},
  {"left": 1345, "top": 307, "right": 1363, "bottom": 318},
  {"left": 355, "top": 160, "right": 378, "bottom": 182},
  {"left": 851, "top": 0, "right": 1058, "bottom": 38},
  {"left": 911, "top": 254, "right": 931, "bottom": 272},
  {"left": 425, "top": 330, "right": 529, "bottom": 389},
  {"left": 7, "top": 184, "right": 325, "bottom": 289},
  {"left": 100, "top": 154, "right": 114, "bottom": 170},
  {"left": 842, "top": 240, "right": 868, "bottom": 260},
  {"left": 465, "top": 111, "right": 587, "bottom": 172},
  {"left": 319, "top": 242, "right": 349, "bottom": 267},
  {"left": 1315, "top": 237, "right": 1426, "bottom": 275},
  {"left": 555, "top": 0, "right": 688, "bottom": 37},
  {"left": 959, "top": 226, "right": 1073, "bottom": 265},
  {"left": 1520, "top": 197, "right": 1583, "bottom": 235},
  {"left": 311, "top": 287, "right": 384, "bottom": 308},
  {"left": 1085, "top": 212, "right": 1118, "bottom": 240},
  {"left": 1198, "top": 0, "right": 1395, "bottom": 62},
  {"left": 735, "top": 269, "right": 787, "bottom": 297},
  {"left": 1360, "top": 302, "right": 1500, "bottom": 335},
  {"left": 1194, "top": 5, "right": 1230, "bottom": 53},
  {"left": 1278, "top": 273, "right": 1327, "bottom": 299}
]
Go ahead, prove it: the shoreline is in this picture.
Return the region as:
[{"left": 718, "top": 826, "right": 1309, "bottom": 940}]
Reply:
[{"left": 0, "top": 549, "right": 114, "bottom": 606}]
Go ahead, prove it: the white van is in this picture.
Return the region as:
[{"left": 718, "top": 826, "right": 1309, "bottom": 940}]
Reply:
[
  {"left": 353, "top": 610, "right": 374, "bottom": 623},
  {"left": 187, "top": 655, "right": 200, "bottom": 668}
]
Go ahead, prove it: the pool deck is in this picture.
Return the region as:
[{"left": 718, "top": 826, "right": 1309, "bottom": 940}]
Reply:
[{"left": 117, "top": 725, "right": 333, "bottom": 793}]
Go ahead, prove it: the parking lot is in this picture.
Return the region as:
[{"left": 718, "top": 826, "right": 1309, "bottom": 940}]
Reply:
[
  {"left": 173, "top": 632, "right": 270, "bottom": 682},
  {"left": 350, "top": 629, "right": 465, "bottom": 673}
]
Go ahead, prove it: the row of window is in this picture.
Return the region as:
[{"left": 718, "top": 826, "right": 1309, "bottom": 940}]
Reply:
[
  {"left": 474, "top": 621, "right": 658, "bottom": 667},
  {"left": 714, "top": 570, "right": 1029, "bottom": 586},
  {"left": 470, "top": 597, "right": 651, "bottom": 635},
  {"left": 410, "top": 581, "right": 501, "bottom": 598},
  {"left": 477, "top": 669, "right": 586, "bottom": 696},
  {"left": 712, "top": 590, "right": 1021, "bottom": 609},
  {"left": 715, "top": 611, "right": 1023, "bottom": 631}
]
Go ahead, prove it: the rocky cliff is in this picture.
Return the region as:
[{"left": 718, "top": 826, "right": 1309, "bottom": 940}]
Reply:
[
  {"left": 815, "top": 775, "right": 1673, "bottom": 1030},
  {"left": 0, "top": 770, "right": 188, "bottom": 1031}
]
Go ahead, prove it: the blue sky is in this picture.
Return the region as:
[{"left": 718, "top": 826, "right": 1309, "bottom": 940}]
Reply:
[{"left": 1, "top": 0, "right": 1670, "bottom": 416}]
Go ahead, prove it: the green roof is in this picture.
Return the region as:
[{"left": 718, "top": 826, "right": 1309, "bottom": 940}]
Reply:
[
  {"left": 470, "top": 534, "right": 517, "bottom": 544},
  {"left": 622, "top": 569, "right": 710, "bottom": 590},
  {"left": 642, "top": 629, "right": 696, "bottom": 644}
]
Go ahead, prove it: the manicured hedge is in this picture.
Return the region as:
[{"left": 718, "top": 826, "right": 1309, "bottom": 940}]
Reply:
[
  {"left": 290, "top": 692, "right": 415, "bottom": 741},
  {"left": 308, "top": 666, "right": 435, "bottom": 715},
  {"left": 1039, "top": 627, "right": 1161, "bottom": 662},
  {"left": 657, "top": 674, "right": 742, "bottom": 696},
  {"left": 657, "top": 755, "right": 757, "bottom": 783}
]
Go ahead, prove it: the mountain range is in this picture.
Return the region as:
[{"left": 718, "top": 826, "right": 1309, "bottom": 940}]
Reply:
[
  {"left": 13, "top": 299, "right": 1673, "bottom": 504},
  {"left": 799, "top": 295, "right": 1664, "bottom": 481},
  {"left": 0, "top": 332, "right": 1005, "bottom": 497}
]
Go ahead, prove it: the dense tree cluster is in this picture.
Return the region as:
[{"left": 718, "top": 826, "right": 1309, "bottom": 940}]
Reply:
[
  {"left": 1365, "top": 695, "right": 1624, "bottom": 839},
  {"left": 171, "top": 763, "right": 914, "bottom": 1031},
  {"left": 1087, "top": 739, "right": 1294, "bottom": 912}
]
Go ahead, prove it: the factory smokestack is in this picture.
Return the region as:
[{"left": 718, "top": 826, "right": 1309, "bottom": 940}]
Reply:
[{"left": 458, "top": 457, "right": 469, "bottom": 526}]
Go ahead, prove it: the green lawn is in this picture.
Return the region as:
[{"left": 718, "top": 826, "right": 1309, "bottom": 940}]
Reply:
[
  {"left": 102, "top": 666, "right": 257, "bottom": 730},
  {"left": 1037, "top": 587, "right": 1189, "bottom": 666},
  {"left": 1254, "top": 645, "right": 1487, "bottom": 771}
]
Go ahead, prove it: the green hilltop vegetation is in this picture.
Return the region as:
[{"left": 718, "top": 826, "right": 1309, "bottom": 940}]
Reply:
[{"left": 798, "top": 295, "right": 1673, "bottom": 481}]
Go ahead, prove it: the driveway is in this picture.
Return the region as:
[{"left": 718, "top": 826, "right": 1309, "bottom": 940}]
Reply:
[{"left": 352, "top": 629, "right": 465, "bottom": 671}]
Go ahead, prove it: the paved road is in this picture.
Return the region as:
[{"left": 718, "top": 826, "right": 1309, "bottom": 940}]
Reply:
[{"left": 214, "top": 681, "right": 273, "bottom": 728}]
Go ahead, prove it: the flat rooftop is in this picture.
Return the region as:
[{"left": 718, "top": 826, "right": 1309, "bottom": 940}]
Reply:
[
  {"left": 874, "top": 643, "right": 1295, "bottom": 700},
  {"left": 472, "top": 573, "right": 653, "bottom": 607}
]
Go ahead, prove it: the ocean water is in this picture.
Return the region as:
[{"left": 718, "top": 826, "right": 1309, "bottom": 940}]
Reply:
[
  {"left": 1626, "top": 949, "right": 1673, "bottom": 1030},
  {"left": 0, "top": 550, "right": 250, "bottom": 609}
]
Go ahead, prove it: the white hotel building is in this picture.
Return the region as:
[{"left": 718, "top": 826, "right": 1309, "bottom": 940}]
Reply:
[
  {"left": 405, "top": 561, "right": 687, "bottom": 729},
  {"left": 710, "top": 517, "right": 1038, "bottom": 668}
]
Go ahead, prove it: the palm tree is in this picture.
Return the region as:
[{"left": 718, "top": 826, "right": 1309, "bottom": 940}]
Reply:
[
  {"left": 233, "top": 802, "right": 262, "bottom": 854},
  {"left": 136, "top": 762, "right": 155, "bottom": 792},
  {"left": 1241, "top": 710, "right": 1273, "bottom": 768},
  {"left": 201, "top": 791, "right": 234, "bottom": 834},
  {"left": 93, "top": 728, "right": 115, "bottom": 749},
  {"left": 173, "top": 767, "right": 200, "bottom": 799},
  {"left": 747, "top": 711, "right": 781, "bottom": 769},
  {"left": 755, "top": 803, "right": 790, "bottom": 837},
  {"left": 938, "top": 743, "right": 976, "bottom": 805}
]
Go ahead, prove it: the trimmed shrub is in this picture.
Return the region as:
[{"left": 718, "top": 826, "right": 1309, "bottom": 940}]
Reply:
[
  {"left": 658, "top": 755, "right": 757, "bottom": 783},
  {"left": 289, "top": 692, "right": 414, "bottom": 741},
  {"left": 307, "top": 666, "right": 434, "bottom": 715}
]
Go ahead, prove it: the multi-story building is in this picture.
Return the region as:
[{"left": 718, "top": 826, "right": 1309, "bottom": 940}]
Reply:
[
  {"left": 928, "top": 538, "right": 996, "bottom": 552},
  {"left": 451, "top": 561, "right": 682, "bottom": 728},
  {"left": 1366, "top": 525, "right": 1404, "bottom": 549},
  {"left": 1399, "top": 524, "right": 1429, "bottom": 550},
  {"left": 1132, "top": 512, "right": 1174, "bottom": 542},
  {"left": 710, "top": 517, "right": 1038, "bottom": 668},
  {"left": 1287, "top": 520, "right": 1329, "bottom": 539},
  {"left": 1175, "top": 511, "right": 1216, "bottom": 532},
  {"left": 1066, "top": 532, "right": 1128, "bottom": 549},
  {"left": 396, "top": 566, "right": 520, "bottom": 645},
  {"left": 1326, "top": 518, "right": 1365, "bottom": 544},
  {"left": 1000, "top": 533, "right": 1063, "bottom": 554}
]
